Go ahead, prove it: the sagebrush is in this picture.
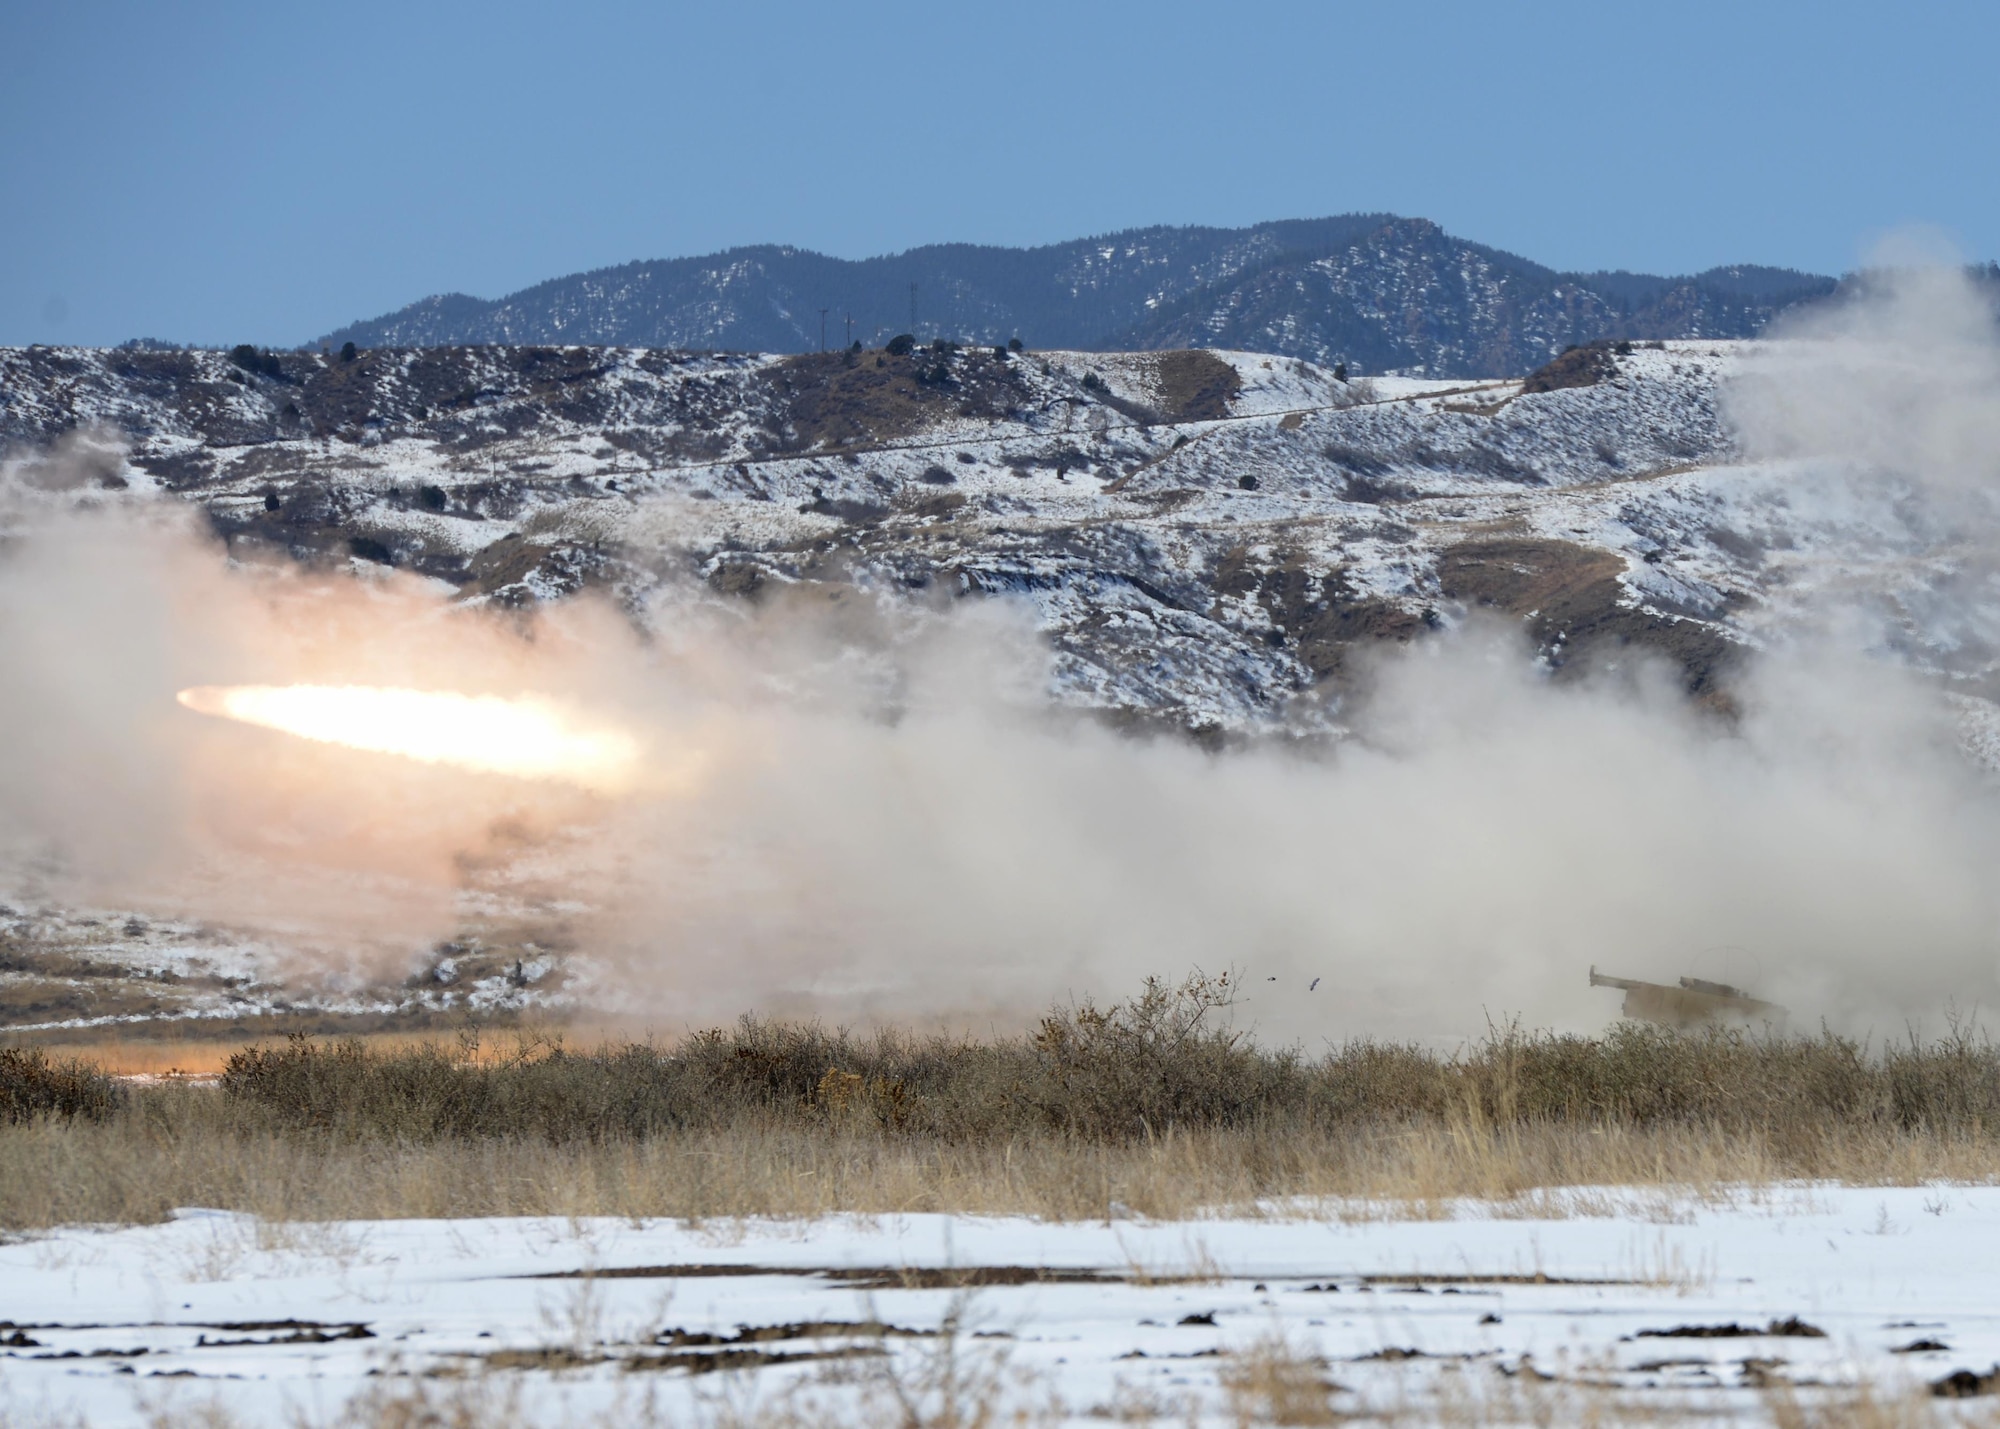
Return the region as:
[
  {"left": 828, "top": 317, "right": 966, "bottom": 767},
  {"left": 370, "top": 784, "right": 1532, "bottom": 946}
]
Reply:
[{"left": 6, "top": 974, "right": 2000, "bottom": 1228}]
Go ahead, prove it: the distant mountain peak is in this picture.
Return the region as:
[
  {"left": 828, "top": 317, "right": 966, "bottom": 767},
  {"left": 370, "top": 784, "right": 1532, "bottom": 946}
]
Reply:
[{"left": 318, "top": 217, "right": 1836, "bottom": 378}]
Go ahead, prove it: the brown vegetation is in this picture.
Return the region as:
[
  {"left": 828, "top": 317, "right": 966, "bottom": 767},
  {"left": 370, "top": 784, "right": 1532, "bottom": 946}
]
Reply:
[
  {"left": 0, "top": 933, "right": 250, "bottom": 1026},
  {"left": 1212, "top": 546, "right": 1429, "bottom": 683},
  {"left": 0, "top": 1047, "right": 120, "bottom": 1123},
  {"left": 5, "top": 976, "right": 2000, "bottom": 1230},
  {"left": 1520, "top": 341, "right": 1624, "bottom": 394},
  {"left": 83, "top": 1316, "right": 2000, "bottom": 1428},
  {"left": 767, "top": 346, "right": 1033, "bottom": 453},
  {"left": 1436, "top": 536, "right": 1741, "bottom": 700},
  {"left": 1151, "top": 349, "right": 1243, "bottom": 422}
]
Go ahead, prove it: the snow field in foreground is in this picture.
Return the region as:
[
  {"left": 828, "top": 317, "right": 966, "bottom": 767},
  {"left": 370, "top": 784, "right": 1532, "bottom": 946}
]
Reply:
[{"left": 1, "top": 1185, "right": 1997, "bottom": 1425}]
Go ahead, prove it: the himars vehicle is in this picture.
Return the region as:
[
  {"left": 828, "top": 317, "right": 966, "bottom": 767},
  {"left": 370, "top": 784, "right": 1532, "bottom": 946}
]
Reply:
[{"left": 1589, "top": 966, "right": 1785, "bottom": 1027}]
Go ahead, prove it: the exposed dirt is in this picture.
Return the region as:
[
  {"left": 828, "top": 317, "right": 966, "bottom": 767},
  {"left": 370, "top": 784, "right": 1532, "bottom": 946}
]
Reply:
[
  {"left": 1151, "top": 349, "right": 1243, "bottom": 421},
  {"left": 0, "top": 932, "right": 258, "bottom": 1028},
  {"left": 460, "top": 534, "right": 633, "bottom": 605},
  {"left": 1436, "top": 537, "right": 1626, "bottom": 621},
  {"left": 1212, "top": 545, "right": 1429, "bottom": 686},
  {"left": 529, "top": 1263, "right": 1117, "bottom": 1288},
  {"left": 621, "top": 1345, "right": 880, "bottom": 1376},
  {"left": 1435, "top": 537, "right": 1739, "bottom": 700},
  {"left": 1933, "top": 1366, "right": 2000, "bottom": 1398},
  {"left": 658, "top": 1321, "right": 928, "bottom": 1347},
  {"left": 826, "top": 1265, "right": 1120, "bottom": 1291},
  {"left": 1521, "top": 343, "right": 1622, "bottom": 394},
  {"left": 765, "top": 346, "right": 1035, "bottom": 452},
  {"left": 1636, "top": 1318, "right": 1827, "bottom": 1340},
  {"left": 195, "top": 1323, "right": 374, "bottom": 1347},
  {"left": 0, "top": 974, "right": 190, "bottom": 1025}
]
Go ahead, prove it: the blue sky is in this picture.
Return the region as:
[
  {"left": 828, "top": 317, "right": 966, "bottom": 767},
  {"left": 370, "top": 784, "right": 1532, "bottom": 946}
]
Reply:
[{"left": 3, "top": 0, "right": 1994, "bottom": 347}]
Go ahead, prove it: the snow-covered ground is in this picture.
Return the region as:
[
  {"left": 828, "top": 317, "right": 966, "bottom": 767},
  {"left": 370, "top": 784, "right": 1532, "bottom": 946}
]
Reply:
[
  {"left": 3, "top": 1187, "right": 1995, "bottom": 1425},
  {"left": 0, "top": 857, "right": 593, "bottom": 1035}
]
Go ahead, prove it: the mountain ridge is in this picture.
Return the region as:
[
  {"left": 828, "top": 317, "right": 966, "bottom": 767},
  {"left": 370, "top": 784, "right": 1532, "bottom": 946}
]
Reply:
[{"left": 318, "top": 216, "right": 1835, "bottom": 379}]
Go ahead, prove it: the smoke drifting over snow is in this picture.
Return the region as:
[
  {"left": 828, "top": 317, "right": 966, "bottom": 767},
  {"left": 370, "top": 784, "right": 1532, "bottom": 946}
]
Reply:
[
  {"left": 3, "top": 262, "right": 2000, "bottom": 1041},
  {"left": 609, "top": 609, "right": 2000, "bottom": 1040},
  {"left": 0, "top": 503, "right": 634, "bottom": 981},
  {"left": 1724, "top": 258, "right": 2000, "bottom": 690},
  {"left": 1729, "top": 253, "right": 2000, "bottom": 504}
]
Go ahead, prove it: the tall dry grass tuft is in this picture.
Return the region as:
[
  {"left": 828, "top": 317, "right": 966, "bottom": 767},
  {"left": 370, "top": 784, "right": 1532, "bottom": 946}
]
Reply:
[
  {"left": 7, "top": 976, "right": 2000, "bottom": 1228},
  {"left": 1218, "top": 1327, "right": 1341, "bottom": 1426},
  {"left": 0, "top": 1047, "right": 121, "bottom": 1124},
  {"left": 118, "top": 1362, "right": 2000, "bottom": 1429}
]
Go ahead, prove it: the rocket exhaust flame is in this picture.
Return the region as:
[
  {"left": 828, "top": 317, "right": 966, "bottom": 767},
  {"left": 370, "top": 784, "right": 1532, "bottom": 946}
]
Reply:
[{"left": 176, "top": 684, "right": 642, "bottom": 791}]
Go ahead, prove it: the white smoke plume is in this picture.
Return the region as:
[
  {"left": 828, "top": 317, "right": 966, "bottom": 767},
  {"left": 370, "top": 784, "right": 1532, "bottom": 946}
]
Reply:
[
  {"left": 2, "top": 258, "right": 1998, "bottom": 1043},
  {"left": 1728, "top": 244, "right": 2000, "bottom": 505}
]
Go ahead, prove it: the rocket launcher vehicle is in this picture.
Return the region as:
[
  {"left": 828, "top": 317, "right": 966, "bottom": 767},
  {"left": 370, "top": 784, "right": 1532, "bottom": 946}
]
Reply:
[{"left": 1589, "top": 966, "right": 1785, "bottom": 1028}]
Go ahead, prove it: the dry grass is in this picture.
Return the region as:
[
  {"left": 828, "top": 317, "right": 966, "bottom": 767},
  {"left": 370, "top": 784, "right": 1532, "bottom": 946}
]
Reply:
[
  {"left": 0, "top": 1104, "right": 1563, "bottom": 1226},
  {"left": 1219, "top": 1327, "right": 1342, "bottom": 1425},
  {"left": 79, "top": 1340, "right": 2000, "bottom": 1429},
  {"left": 3, "top": 1084, "right": 1998, "bottom": 1232},
  {"left": 92, "top": 1293, "right": 1058, "bottom": 1429},
  {"left": 5, "top": 1022, "right": 620, "bottom": 1076},
  {"left": 0, "top": 1047, "right": 121, "bottom": 1122},
  {"left": 1365, "top": 1367, "right": 2000, "bottom": 1428},
  {"left": 5, "top": 975, "right": 2000, "bottom": 1229}
]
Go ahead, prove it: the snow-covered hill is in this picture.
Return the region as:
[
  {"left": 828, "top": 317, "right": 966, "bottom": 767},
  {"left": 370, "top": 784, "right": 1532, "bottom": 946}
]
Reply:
[
  {"left": 7, "top": 333, "right": 1999, "bottom": 1034},
  {"left": 4, "top": 336, "right": 1992, "bottom": 739}
]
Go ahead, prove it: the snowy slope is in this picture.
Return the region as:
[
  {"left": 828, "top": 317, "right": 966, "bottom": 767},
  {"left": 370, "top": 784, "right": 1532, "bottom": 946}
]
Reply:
[
  {"left": 6, "top": 337, "right": 1995, "bottom": 734},
  {"left": 6, "top": 337, "right": 2000, "bottom": 1020},
  {"left": 2, "top": 1187, "right": 1994, "bottom": 1425}
]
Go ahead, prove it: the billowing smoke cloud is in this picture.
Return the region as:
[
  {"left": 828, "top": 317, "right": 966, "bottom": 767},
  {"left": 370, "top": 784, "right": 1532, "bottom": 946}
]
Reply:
[
  {"left": 1728, "top": 245, "right": 2000, "bottom": 504},
  {"left": 0, "top": 494, "right": 630, "bottom": 983},
  {"left": 591, "top": 612, "right": 1998, "bottom": 1042},
  {"left": 1721, "top": 252, "right": 2000, "bottom": 689},
  {"left": 3, "top": 258, "right": 1999, "bottom": 1041}
]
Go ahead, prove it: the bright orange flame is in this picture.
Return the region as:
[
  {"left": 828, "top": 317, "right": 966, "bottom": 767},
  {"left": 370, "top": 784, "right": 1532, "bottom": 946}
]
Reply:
[{"left": 177, "top": 684, "right": 642, "bottom": 791}]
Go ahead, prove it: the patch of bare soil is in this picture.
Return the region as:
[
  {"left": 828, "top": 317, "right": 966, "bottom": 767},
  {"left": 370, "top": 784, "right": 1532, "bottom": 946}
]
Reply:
[
  {"left": 705, "top": 557, "right": 768, "bottom": 598},
  {"left": 1520, "top": 343, "right": 1622, "bottom": 394},
  {"left": 765, "top": 347, "right": 1033, "bottom": 452},
  {"left": 621, "top": 1345, "right": 880, "bottom": 1376},
  {"left": 195, "top": 1323, "right": 375, "bottom": 1347},
  {"left": 471, "top": 1319, "right": 922, "bottom": 1376},
  {"left": 1150, "top": 350, "right": 1242, "bottom": 421},
  {"left": 897, "top": 488, "right": 968, "bottom": 520},
  {"left": 460, "top": 533, "right": 633, "bottom": 604},
  {"left": 1933, "top": 1366, "right": 2000, "bottom": 1398},
  {"left": 1212, "top": 546, "right": 1429, "bottom": 685},
  {"left": 1436, "top": 537, "right": 1739, "bottom": 700},
  {"left": 827, "top": 1266, "right": 1116, "bottom": 1291},
  {"left": 661, "top": 1321, "right": 929, "bottom": 1346},
  {"left": 0, "top": 980, "right": 178, "bottom": 1026},
  {"left": 1636, "top": 1318, "right": 1826, "bottom": 1340},
  {"left": 0, "top": 938, "right": 238, "bottom": 1025},
  {"left": 529, "top": 1264, "right": 1113, "bottom": 1289}
]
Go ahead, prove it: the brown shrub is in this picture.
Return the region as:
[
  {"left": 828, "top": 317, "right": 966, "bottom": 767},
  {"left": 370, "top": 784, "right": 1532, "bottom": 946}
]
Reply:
[
  {"left": 1520, "top": 341, "right": 1621, "bottom": 393},
  {"left": 10, "top": 975, "right": 2000, "bottom": 1229},
  {"left": 0, "top": 1047, "right": 121, "bottom": 1123},
  {"left": 211, "top": 980, "right": 2000, "bottom": 1149}
]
